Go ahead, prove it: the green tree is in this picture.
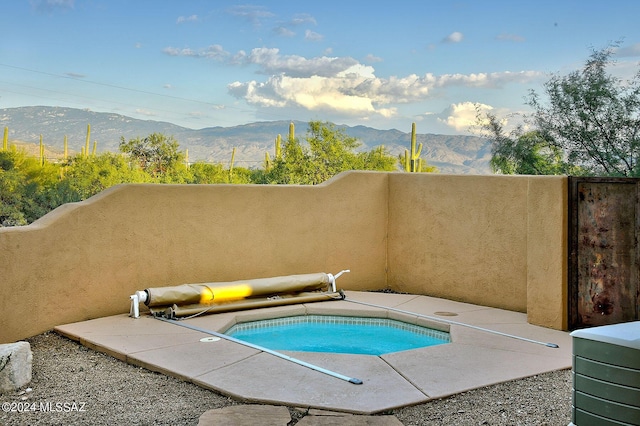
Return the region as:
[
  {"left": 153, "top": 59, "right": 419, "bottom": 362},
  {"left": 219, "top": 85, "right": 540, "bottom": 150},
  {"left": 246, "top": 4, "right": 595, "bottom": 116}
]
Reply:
[
  {"left": 55, "top": 152, "right": 151, "bottom": 202},
  {"left": 356, "top": 145, "right": 398, "bottom": 172},
  {"left": 477, "top": 109, "right": 574, "bottom": 175},
  {"left": 266, "top": 121, "right": 398, "bottom": 184},
  {"left": 119, "top": 133, "right": 186, "bottom": 180},
  {"left": 187, "top": 162, "right": 253, "bottom": 184},
  {"left": 267, "top": 127, "right": 314, "bottom": 184},
  {"left": 0, "top": 149, "right": 61, "bottom": 226},
  {"left": 187, "top": 162, "right": 228, "bottom": 184},
  {"left": 0, "top": 150, "right": 31, "bottom": 226},
  {"left": 306, "top": 121, "right": 362, "bottom": 183},
  {"left": 527, "top": 43, "right": 640, "bottom": 176}
]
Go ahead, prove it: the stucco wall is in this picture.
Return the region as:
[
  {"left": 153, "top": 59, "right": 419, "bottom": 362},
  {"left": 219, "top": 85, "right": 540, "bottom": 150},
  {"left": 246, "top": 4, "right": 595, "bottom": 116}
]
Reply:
[
  {"left": 525, "top": 176, "right": 568, "bottom": 330},
  {"left": 0, "top": 171, "right": 568, "bottom": 344},
  {"left": 388, "top": 174, "right": 529, "bottom": 311},
  {"left": 386, "top": 173, "right": 567, "bottom": 329},
  {"left": 0, "top": 172, "right": 389, "bottom": 343}
]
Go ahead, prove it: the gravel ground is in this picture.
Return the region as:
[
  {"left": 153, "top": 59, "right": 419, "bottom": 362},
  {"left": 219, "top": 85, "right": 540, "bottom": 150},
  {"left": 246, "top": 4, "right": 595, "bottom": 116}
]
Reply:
[{"left": 0, "top": 332, "right": 573, "bottom": 425}]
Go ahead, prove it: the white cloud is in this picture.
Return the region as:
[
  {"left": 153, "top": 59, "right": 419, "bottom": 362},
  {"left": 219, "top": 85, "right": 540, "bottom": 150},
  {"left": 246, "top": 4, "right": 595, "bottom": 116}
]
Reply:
[
  {"left": 344, "top": 74, "right": 434, "bottom": 104},
  {"left": 164, "top": 43, "right": 543, "bottom": 122},
  {"left": 615, "top": 43, "right": 640, "bottom": 58},
  {"left": 163, "top": 44, "right": 229, "bottom": 61},
  {"left": 290, "top": 13, "right": 316, "bottom": 26},
  {"left": 228, "top": 55, "right": 542, "bottom": 119},
  {"left": 228, "top": 72, "right": 381, "bottom": 116},
  {"left": 304, "top": 30, "right": 323, "bottom": 42},
  {"left": 200, "top": 45, "right": 231, "bottom": 59},
  {"left": 435, "top": 70, "right": 543, "bottom": 88},
  {"left": 273, "top": 26, "right": 295, "bottom": 37},
  {"left": 177, "top": 15, "right": 198, "bottom": 24},
  {"left": 163, "top": 47, "right": 197, "bottom": 57},
  {"left": 241, "top": 47, "right": 359, "bottom": 78},
  {"left": 443, "top": 31, "right": 464, "bottom": 43},
  {"left": 438, "top": 102, "right": 492, "bottom": 132},
  {"left": 272, "top": 13, "right": 317, "bottom": 39},
  {"left": 444, "top": 103, "right": 530, "bottom": 135}
]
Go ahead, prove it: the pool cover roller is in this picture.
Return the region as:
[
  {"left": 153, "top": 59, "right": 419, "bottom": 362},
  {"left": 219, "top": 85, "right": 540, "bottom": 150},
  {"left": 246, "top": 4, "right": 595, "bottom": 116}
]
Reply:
[{"left": 130, "top": 271, "right": 349, "bottom": 318}]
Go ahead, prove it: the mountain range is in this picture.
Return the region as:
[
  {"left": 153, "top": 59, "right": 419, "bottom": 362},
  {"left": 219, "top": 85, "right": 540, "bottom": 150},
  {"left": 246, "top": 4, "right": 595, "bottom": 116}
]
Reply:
[{"left": 0, "top": 106, "right": 492, "bottom": 174}]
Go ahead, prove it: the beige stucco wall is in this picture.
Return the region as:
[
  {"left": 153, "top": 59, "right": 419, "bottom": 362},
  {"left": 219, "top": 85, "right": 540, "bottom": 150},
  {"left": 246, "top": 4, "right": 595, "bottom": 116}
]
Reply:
[
  {"left": 0, "top": 172, "right": 389, "bottom": 343},
  {"left": 388, "top": 174, "right": 529, "bottom": 311},
  {"left": 387, "top": 173, "right": 567, "bottom": 330},
  {"left": 0, "top": 171, "right": 568, "bottom": 344},
  {"left": 525, "top": 176, "right": 568, "bottom": 330}
]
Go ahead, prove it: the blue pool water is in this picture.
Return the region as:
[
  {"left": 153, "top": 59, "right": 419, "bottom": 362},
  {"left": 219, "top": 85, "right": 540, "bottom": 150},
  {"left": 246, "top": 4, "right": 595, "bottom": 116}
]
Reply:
[{"left": 224, "top": 315, "right": 450, "bottom": 355}]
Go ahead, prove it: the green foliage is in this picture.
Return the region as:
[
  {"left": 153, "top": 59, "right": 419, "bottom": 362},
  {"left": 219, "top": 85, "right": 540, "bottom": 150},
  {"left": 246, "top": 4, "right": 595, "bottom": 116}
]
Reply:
[
  {"left": 186, "top": 161, "right": 253, "bottom": 184},
  {"left": 356, "top": 145, "right": 398, "bottom": 172},
  {"left": 477, "top": 109, "right": 576, "bottom": 175},
  {"left": 119, "top": 133, "right": 185, "bottom": 179},
  {"left": 187, "top": 162, "right": 228, "bottom": 184},
  {"left": 57, "top": 153, "right": 151, "bottom": 201},
  {"left": 306, "top": 121, "right": 362, "bottom": 183},
  {"left": 266, "top": 127, "right": 314, "bottom": 184},
  {"left": 0, "top": 149, "right": 60, "bottom": 225},
  {"left": 228, "top": 166, "right": 254, "bottom": 184},
  {"left": 1, "top": 123, "right": 403, "bottom": 226},
  {"left": 527, "top": 43, "right": 640, "bottom": 176},
  {"left": 265, "top": 121, "right": 398, "bottom": 184},
  {"left": 476, "top": 44, "right": 640, "bottom": 176}
]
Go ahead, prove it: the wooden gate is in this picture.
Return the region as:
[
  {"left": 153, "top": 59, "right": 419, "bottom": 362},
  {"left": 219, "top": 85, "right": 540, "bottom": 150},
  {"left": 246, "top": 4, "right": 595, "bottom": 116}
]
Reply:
[{"left": 568, "top": 177, "right": 640, "bottom": 330}]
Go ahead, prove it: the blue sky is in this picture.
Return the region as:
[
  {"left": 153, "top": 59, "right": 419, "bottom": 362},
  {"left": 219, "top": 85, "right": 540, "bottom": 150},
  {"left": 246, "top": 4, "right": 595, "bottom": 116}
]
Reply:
[{"left": 1, "top": 0, "right": 639, "bottom": 135}]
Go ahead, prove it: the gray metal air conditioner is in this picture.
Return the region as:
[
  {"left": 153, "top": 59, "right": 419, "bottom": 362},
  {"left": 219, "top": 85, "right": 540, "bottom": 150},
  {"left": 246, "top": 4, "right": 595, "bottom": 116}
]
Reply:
[{"left": 570, "top": 321, "right": 640, "bottom": 426}]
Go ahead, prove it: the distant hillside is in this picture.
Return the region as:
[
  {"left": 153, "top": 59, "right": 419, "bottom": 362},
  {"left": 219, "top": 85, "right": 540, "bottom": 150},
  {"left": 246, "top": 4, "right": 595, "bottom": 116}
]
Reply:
[{"left": 0, "top": 106, "right": 492, "bottom": 174}]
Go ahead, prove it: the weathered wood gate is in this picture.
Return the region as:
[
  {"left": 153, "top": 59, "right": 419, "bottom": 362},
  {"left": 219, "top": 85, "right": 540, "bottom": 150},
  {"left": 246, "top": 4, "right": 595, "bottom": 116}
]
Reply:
[{"left": 568, "top": 177, "right": 640, "bottom": 330}]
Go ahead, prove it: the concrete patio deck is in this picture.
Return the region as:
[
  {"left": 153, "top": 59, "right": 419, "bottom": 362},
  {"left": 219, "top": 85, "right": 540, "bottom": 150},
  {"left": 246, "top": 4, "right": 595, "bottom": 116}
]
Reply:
[{"left": 54, "top": 291, "right": 572, "bottom": 415}]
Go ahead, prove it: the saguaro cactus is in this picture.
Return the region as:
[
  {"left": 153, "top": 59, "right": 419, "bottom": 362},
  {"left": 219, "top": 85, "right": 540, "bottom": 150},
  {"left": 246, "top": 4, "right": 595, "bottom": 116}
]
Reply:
[
  {"left": 2, "top": 126, "right": 7, "bottom": 151},
  {"left": 275, "top": 134, "right": 282, "bottom": 159},
  {"left": 228, "top": 147, "right": 236, "bottom": 180},
  {"left": 39, "top": 134, "right": 45, "bottom": 166},
  {"left": 288, "top": 122, "right": 295, "bottom": 141},
  {"left": 85, "top": 124, "right": 91, "bottom": 158},
  {"left": 264, "top": 134, "right": 282, "bottom": 171},
  {"left": 264, "top": 152, "right": 272, "bottom": 171},
  {"left": 63, "top": 135, "right": 68, "bottom": 160},
  {"left": 404, "top": 122, "right": 423, "bottom": 172}
]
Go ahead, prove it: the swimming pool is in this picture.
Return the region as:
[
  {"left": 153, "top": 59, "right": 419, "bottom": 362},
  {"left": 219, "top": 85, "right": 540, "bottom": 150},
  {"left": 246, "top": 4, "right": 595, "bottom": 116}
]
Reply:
[{"left": 224, "top": 315, "right": 451, "bottom": 355}]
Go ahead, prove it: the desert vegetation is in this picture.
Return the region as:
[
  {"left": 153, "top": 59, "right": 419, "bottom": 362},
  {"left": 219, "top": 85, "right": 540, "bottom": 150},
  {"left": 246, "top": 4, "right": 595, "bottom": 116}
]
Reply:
[
  {"left": 0, "top": 120, "right": 420, "bottom": 226},
  {"left": 476, "top": 44, "right": 640, "bottom": 177}
]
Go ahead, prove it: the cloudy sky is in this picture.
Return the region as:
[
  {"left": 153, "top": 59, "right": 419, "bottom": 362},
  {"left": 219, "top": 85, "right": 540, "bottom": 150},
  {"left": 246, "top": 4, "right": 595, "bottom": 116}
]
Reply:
[{"left": 1, "top": 0, "right": 639, "bottom": 134}]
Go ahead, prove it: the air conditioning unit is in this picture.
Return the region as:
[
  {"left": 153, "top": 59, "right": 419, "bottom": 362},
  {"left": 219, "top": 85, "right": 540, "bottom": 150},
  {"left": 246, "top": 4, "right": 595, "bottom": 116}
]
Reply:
[{"left": 570, "top": 321, "right": 640, "bottom": 426}]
